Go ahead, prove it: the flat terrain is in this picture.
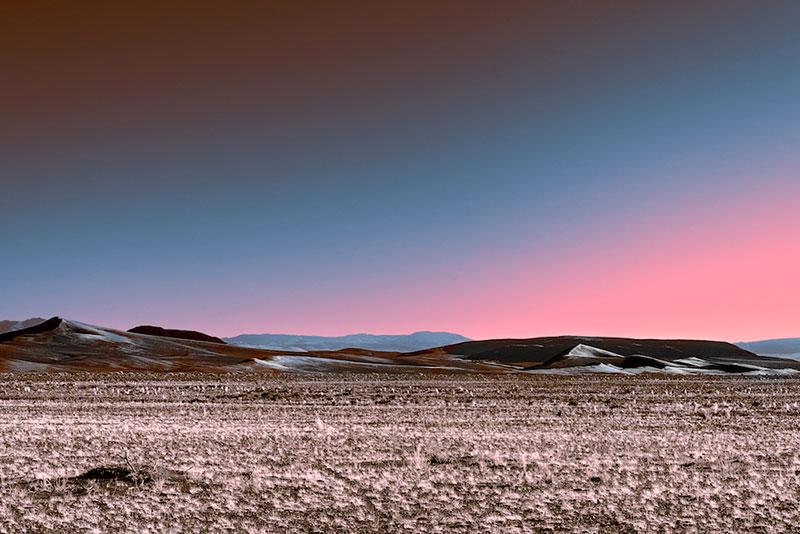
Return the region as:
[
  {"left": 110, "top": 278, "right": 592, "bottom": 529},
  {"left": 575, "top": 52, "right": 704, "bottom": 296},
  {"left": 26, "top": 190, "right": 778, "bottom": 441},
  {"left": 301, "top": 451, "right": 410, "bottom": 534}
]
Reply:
[{"left": 1, "top": 374, "right": 799, "bottom": 532}]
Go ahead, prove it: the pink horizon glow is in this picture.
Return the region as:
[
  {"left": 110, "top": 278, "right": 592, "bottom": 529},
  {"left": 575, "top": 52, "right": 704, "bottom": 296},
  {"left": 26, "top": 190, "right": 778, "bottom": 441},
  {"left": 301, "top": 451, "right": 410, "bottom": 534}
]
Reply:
[{"left": 127, "top": 171, "right": 799, "bottom": 343}]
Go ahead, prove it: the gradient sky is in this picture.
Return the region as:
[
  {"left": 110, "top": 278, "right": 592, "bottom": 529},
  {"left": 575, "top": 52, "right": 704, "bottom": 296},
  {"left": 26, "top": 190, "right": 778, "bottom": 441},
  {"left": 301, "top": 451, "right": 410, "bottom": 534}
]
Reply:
[{"left": 2, "top": 1, "right": 799, "bottom": 340}]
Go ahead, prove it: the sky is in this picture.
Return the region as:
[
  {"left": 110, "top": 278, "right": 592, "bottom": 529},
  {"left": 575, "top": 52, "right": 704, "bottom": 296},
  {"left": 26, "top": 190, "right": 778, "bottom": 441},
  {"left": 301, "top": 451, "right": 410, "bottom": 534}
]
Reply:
[{"left": 1, "top": 1, "right": 799, "bottom": 341}]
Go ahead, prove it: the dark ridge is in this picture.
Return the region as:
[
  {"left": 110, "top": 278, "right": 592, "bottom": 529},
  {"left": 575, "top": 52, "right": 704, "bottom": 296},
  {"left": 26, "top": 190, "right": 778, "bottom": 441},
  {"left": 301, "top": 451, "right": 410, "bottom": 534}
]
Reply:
[
  {"left": 447, "top": 338, "right": 578, "bottom": 363},
  {"left": 524, "top": 354, "right": 671, "bottom": 371},
  {"left": 128, "top": 325, "right": 226, "bottom": 345},
  {"left": 533, "top": 344, "right": 621, "bottom": 369},
  {"left": 536, "top": 345, "right": 581, "bottom": 367},
  {"left": 442, "top": 336, "right": 760, "bottom": 364},
  {"left": 0, "top": 317, "right": 47, "bottom": 334},
  {"left": 0, "top": 316, "right": 62, "bottom": 343},
  {"left": 704, "top": 362, "right": 755, "bottom": 374},
  {"left": 618, "top": 355, "right": 668, "bottom": 369}
]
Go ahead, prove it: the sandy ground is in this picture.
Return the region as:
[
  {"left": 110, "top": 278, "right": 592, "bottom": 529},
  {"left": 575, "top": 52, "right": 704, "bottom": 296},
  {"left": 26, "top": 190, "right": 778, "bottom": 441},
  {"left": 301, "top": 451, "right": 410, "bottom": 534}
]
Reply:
[{"left": 0, "top": 373, "right": 799, "bottom": 532}]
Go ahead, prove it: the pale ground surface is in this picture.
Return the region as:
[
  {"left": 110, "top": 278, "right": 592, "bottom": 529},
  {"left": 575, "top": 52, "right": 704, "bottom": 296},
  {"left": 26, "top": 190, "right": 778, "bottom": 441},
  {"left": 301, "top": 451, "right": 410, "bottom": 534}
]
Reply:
[{"left": 0, "top": 373, "right": 799, "bottom": 532}]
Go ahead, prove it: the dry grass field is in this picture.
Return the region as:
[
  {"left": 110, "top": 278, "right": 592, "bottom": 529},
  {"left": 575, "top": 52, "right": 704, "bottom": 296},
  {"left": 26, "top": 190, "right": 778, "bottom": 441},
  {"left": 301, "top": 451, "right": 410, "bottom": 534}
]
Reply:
[{"left": 1, "top": 373, "right": 799, "bottom": 532}]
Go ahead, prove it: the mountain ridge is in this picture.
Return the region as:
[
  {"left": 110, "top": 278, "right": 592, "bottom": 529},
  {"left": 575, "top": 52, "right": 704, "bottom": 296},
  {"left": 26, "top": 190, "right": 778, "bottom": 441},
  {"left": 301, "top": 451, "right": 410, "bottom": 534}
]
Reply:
[
  {"left": 224, "top": 331, "right": 469, "bottom": 352},
  {"left": 737, "top": 338, "right": 800, "bottom": 360}
]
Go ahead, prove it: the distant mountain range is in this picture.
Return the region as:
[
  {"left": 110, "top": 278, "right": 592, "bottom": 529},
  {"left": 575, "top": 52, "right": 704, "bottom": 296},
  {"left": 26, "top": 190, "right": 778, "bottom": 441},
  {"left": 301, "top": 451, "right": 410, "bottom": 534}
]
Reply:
[
  {"left": 737, "top": 339, "right": 800, "bottom": 360},
  {"left": 223, "top": 331, "right": 470, "bottom": 352},
  {"left": 1, "top": 317, "right": 798, "bottom": 375},
  {"left": 1, "top": 319, "right": 467, "bottom": 352}
]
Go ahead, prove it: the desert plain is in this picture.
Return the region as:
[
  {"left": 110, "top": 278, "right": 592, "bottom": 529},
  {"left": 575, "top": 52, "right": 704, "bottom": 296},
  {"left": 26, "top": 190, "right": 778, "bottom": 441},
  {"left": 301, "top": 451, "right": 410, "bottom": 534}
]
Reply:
[{"left": 0, "top": 373, "right": 798, "bottom": 532}]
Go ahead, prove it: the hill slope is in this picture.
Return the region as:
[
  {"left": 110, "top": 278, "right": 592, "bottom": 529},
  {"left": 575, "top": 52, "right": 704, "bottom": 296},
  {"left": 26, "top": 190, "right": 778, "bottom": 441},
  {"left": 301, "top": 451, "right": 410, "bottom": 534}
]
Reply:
[{"left": 128, "top": 325, "right": 226, "bottom": 344}]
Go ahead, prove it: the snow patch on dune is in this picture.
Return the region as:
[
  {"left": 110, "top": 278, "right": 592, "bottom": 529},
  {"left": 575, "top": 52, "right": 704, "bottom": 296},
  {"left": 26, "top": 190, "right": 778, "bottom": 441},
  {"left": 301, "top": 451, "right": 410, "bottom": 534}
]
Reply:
[
  {"left": 250, "top": 355, "right": 465, "bottom": 373},
  {"left": 252, "top": 358, "right": 298, "bottom": 372},
  {"left": 270, "top": 355, "right": 398, "bottom": 370},
  {"left": 67, "top": 321, "right": 134, "bottom": 344},
  {"left": 747, "top": 368, "right": 800, "bottom": 376},
  {"left": 528, "top": 360, "right": 799, "bottom": 376},
  {"left": 529, "top": 363, "right": 630, "bottom": 375},
  {"left": 6, "top": 359, "right": 53, "bottom": 372},
  {"left": 564, "top": 344, "right": 623, "bottom": 360},
  {"left": 673, "top": 357, "right": 713, "bottom": 368}
]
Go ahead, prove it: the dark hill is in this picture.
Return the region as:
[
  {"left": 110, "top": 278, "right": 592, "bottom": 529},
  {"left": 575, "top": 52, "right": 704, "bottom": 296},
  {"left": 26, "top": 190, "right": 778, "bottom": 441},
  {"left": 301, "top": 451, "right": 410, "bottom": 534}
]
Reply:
[
  {"left": 128, "top": 325, "right": 226, "bottom": 344},
  {"left": 436, "top": 335, "right": 785, "bottom": 368}
]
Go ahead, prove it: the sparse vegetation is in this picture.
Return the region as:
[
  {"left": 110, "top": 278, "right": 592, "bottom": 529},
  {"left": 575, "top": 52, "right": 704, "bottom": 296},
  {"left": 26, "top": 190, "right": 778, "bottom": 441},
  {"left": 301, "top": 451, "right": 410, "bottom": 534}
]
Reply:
[{"left": 1, "top": 373, "right": 799, "bottom": 531}]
